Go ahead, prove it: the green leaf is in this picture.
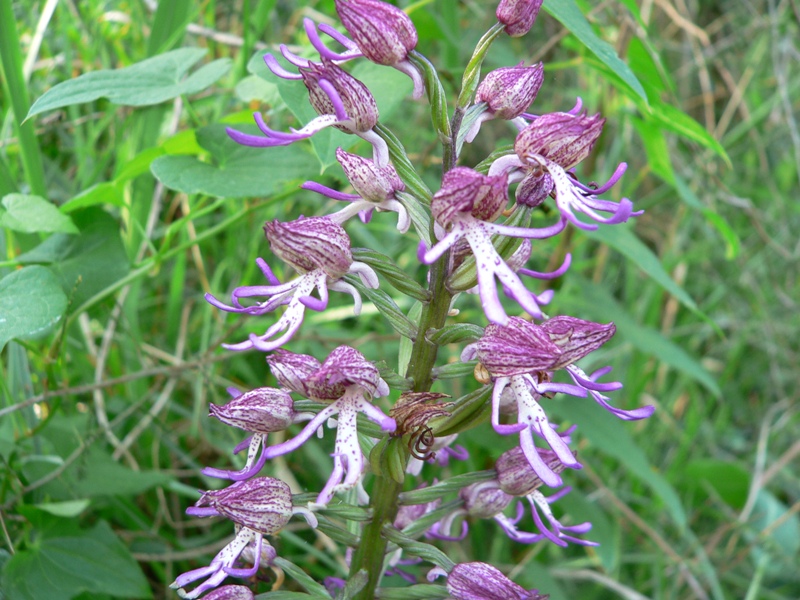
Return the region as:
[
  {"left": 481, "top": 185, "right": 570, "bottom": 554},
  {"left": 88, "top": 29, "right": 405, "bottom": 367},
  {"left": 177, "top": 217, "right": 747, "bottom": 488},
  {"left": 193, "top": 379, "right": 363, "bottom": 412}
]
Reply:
[
  {"left": 683, "top": 459, "right": 750, "bottom": 510},
  {"left": 71, "top": 448, "right": 174, "bottom": 497},
  {"left": 1, "top": 519, "right": 151, "bottom": 600},
  {"left": 631, "top": 117, "right": 675, "bottom": 183},
  {"left": 351, "top": 248, "right": 430, "bottom": 301},
  {"left": 27, "top": 48, "right": 231, "bottom": 119},
  {"left": 151, "top": 124, "right": 321, "bottom": 197},
  {"left": 0, "top": 194, "right": 78, "bottom": 233},
  {"left": 542, "top": 0, "right": 647, "bottom": 102},
  {"left": 554, "top": 398, "right": 687, "bottom": 529},
  {"left": 0, "top": 266, "right": 67, "bottom": 351},
  {"left": 346, "top": 278, "right": 417, "bottom": 340},
  {"left": 16, "top": 208, "right": 130, "bottom": 309},
  {"left": 33, "top": 500, "right": 91, "bottom": 518},
  {"left": 748, "top": 490, "right": 800, "bottom": 577},
  {"left": 565, "top": 278, "right": 722, "bottom": 396},
  {"left": 584, "top": 224, "right": 700, "bottom": 314},
  {"left": 648, "top": 100, "right": 730, "bottom": 166},
  {"left": 272, "top": 558, "right": 331, "bottom": 599}
]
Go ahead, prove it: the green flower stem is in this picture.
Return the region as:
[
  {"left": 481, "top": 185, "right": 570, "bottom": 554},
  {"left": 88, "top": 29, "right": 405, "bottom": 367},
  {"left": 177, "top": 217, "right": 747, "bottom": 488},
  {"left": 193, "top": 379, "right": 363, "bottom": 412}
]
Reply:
[
  {"left": 350, "top": 47, "right": 466, "bottom": 600},
  {"left": 349, "top": 223, "right": 454, "bottom": 600}
]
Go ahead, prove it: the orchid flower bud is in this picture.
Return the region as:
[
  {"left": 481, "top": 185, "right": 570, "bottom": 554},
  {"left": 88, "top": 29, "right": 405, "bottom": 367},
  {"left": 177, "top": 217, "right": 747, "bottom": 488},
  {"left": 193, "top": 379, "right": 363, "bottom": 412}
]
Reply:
[
  {"left": 335, "top": 0, "right": 418, "bottom": 66},
  {"left": 306, "top": 345, "right": 384, "bottom": 400},
  {"left": 208, "top": 387, "right": 295, "bottom": 434},
  {"left": 496, "top": 0, "right": 544, "bottom": 37},
  {"left": 476, "top": 317, "right": 561, "bottom": 377},
  {"left": 336, "top": 148, "right": 405, "bottom": 202},
  {"left": 431, "top": 167, "right": 509, "bottom": 227},
  {"left": 515, "top": 171, "right": 553, "bottom": 208},
  {"left": 267, "top": 349, "right": 322, "bottom": 396},
  {"left": 540, "top": 316, "right": 616, "bottom": 369},
  {"left": 300, "top": 58, "right": 379, "bottom": 133},
  {"left": 460, "top": 482, "right": 513, "bottom": 519},
  {"left": 496, "top": 446, "right": 566, "bottom": 496},
  {"left": 264, "top": 216, "right": 353, "bottom": 278},
  {"left": 515, "top": 112, "right": 605, "bottom": 171},
  {"left": 477, "top": 63, "right": 544, "bottom": 121},
  {"left": 194, "top": 477, "right": 293, "bottom": 535}
]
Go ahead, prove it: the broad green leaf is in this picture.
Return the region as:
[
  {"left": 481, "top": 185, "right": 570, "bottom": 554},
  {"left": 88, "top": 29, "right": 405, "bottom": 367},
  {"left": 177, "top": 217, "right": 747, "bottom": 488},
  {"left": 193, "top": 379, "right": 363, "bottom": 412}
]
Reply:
[
  {"left": 34, "top": 500, "right": 91, "bottom": 518},
  {"left": 564, "top": 278, "right": 721, "bottom": 396},
  {"left": 585, "top": 224, "right": 700, "bottom": 314},
  {"left": 151, "top": 124, "right": 321, "bottom": 197},
  {"left": 554, "top": 397, "right": 687, "bottom": 528},
  {"left": 0, "top": 266, "right": 67, "bottom": 351},
  {"left": 71, "top": 448, "right": 174, "bottom": 497},
  {"left": 1, "top": 519, "right": 151, "bottom": 600},
  {"left": 0, "top": 194, "right": 78, "bottom": 233},
  {"left": 683, "top": 459, "right": 750, "bottom": 510},
  {"left": 16, "top": 209, "right": 130, "bottom": 308},
  {"left": 27, "top": 48, "right": 231, "bottom": 119},
  {"left": 748, "top": 490, "right": 800, "bottom": 577},
  {"left": 543, "top": 0, "right": 647, "bottom": 102}
]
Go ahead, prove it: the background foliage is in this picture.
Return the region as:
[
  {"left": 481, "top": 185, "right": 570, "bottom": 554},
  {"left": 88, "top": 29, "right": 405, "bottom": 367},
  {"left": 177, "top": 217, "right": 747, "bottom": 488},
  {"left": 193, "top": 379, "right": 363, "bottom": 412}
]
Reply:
[{"left": 1, "top": 0, "right": 798, "bottom": 599}]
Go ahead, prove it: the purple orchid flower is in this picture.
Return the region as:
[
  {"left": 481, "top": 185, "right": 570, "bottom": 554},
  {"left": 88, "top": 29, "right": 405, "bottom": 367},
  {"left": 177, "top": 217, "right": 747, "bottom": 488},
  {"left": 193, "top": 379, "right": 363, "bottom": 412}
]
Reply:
[
  {"left": 201, "top": 387, "right": 313, "bottom": 481},
  {"left": 228, "top": 57, "right": 389, "bottom": 166},
  {"left": 465, "top": 63, "right": 544, "bottom": 143},
  {"left": 463, "top": 316, "right": 654, "bottom": 486},
  {"left": 496, "top": 0, "right": 544, "bottom": 38},
  {"left": 428, "top": 561, "right": 548, "bottom": 599},
  {"left": 418, "top": 167, "right": 567, "bottom": 325},
  {"left": 489, "top": 109, "right": 641, "bottom": 229},
  {"left": 302, "top": 147, "right": 410, "bottom": 232},
  {"left": 206, "top": 217, "right": 378, "bottom": 353},
  {"left": 263, "top": 346, "right": 396, "bottom": 507},
  {"left": 171, "top": 478, "right": 316, "bottom": 599}
]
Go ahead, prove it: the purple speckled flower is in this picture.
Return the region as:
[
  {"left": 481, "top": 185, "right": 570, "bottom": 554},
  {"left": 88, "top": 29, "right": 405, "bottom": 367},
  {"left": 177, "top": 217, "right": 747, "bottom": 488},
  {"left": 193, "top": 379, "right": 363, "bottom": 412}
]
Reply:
[
  {"left": 302, "top": 147, "right": 410, "bottom": 232},
  {"left": 490, "top": 109, "right": 640, "bottom": 229},
  {"left": 466, "top": 63, "right": 544, "bottom": 143},
  {"left": 263, "top": 346, "right": 396, "bottom": 507},
  {"left": 462, "top": 316, "right": 654, "bottom": 486},
  {"left": 200, "top": 586, "right": 254, "bottom": 600},
  {"left": 228, "top": 57, "right": 389, "bottom": 166},
  {"left": 419, "top": 167, "right": 566, "bottom": 325},
  {"left": 494, "top": 446, "right": 594, "bottom": 547},
  {"left": 206, "top": 217, "right": 379, "bottom": 353},
  {"left": 202, "top": 387, "right": 310, "bottom": 481},
  {"left": 172, "top": 478, "right": 316, "bottom": 599},
  {"left": 430, "top": 561, "right": 547, "bottom": 599},
  {"left": 496, "top": 0, "right": 544, "bottom": 37}
]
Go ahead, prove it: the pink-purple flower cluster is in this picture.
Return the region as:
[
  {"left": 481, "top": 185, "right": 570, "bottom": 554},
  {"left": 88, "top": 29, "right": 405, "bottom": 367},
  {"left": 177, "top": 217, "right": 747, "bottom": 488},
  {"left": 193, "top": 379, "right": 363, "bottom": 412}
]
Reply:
[{"left": 174, "top": 0, "right": 655, "bottom": 597}]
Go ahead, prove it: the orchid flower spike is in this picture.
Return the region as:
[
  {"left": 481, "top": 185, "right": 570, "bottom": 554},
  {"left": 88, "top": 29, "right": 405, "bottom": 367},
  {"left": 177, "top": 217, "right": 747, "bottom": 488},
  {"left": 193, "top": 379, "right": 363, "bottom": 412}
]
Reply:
[
  {"left": 302, "top": 147, "right": 410, "bottom": 232},
  {"left": 263, "top": 347, "right": 396, "bottom": 507},
  {"left": 419, "top": 167, "right": 566, "bottom": 325},
  {"left": 205, "top": 217, "right": 379, "bottom": 353}
]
